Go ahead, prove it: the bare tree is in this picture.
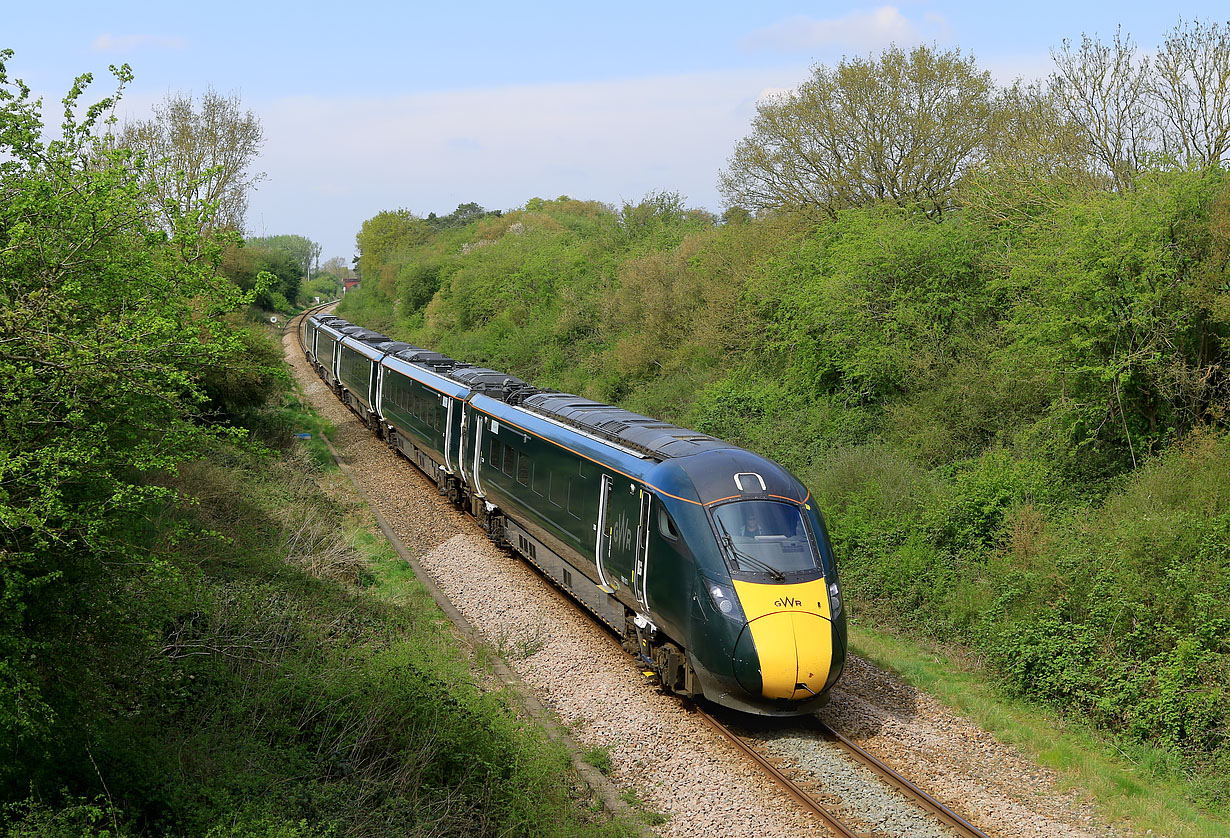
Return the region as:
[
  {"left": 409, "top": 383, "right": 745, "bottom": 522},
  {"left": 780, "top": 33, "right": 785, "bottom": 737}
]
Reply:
[
  {"left": 1050, "top": 29, "right": 1155, "bottom": 189},
  {"left": 1153, "top": 18, "right": 1230, "bottom": 169},
  {"left": 119, "top": 88, "right": 264, "bottom": 234}
]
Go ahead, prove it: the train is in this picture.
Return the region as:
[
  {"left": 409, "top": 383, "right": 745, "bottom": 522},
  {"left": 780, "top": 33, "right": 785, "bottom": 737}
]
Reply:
[{"left": 300, "top": 310, "right": 846, "bottom": 716}]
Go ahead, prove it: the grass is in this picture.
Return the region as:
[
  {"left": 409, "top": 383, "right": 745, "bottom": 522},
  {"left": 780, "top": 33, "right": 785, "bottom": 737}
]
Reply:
[
  {"left": 848, "top": 621, "right": 1229, "bottom": 838},
  {"left": 618, "top": 789, "right": 669, "bottom": 827},
  {"left": 583, "top": 746, "right": 614, "bottom": 776},
  {"left": 282, "top": 392, "right": 339, "bottom": 470}
]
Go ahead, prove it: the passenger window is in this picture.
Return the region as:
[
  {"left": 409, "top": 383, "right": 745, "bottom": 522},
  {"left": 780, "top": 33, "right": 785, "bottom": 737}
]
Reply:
[
  {"left": 517, "top": 453, "right": 530, "bottom": 486},
  {"left": 549, "top": 472, "right": 566, "bottom": 507},
  {"left": 566, "top": 478, "right": 583, "bottom": 519},
  {"left": 502, "top": 443, "right": 516, "bottom": 476},
  {"left": 532, "top": 460, "right": 548, "bottom": 496}
]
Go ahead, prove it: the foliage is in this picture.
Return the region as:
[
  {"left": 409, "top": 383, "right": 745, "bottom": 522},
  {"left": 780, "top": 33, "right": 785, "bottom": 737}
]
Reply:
[
  {"left": 220, "top": 241, "right": 303, "bottom": 310},
  {"left": 425, "top": 201, "right": 502, "bottom": 231},
  {"left": 2, "top": 434, "right": 639, "bottom": 837},
  {"left": 0, "top": 55, "right": 264, "bottom": 752},
  {"left": 751, "top": 206, "right": 997, "bottom": 403},
  {"left": 998, "top": 170, "right": 1230, "bottom": 464},
  {"left": 116, "top": 87, "right": 264, "bottom": 235},
  {"left": 247, "top": 233, "right": 322, "bottom": 296},
  {"left": 354, "top": 209, "right": 432, "bottom": 298},
  {"left": 719, "top": 45, "right": 995, "bottom": 217},
  {"left": 0, "top": 55, "right": 637, "bottom": 838}
]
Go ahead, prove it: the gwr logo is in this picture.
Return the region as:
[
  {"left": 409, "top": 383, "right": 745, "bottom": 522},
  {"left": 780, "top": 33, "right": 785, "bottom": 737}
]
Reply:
[
  {"left": 775, "top": 596, "right": 802, "bottom": 609},
  {"left": 611, "top": 512, "right": 634, "bottom": 553}
]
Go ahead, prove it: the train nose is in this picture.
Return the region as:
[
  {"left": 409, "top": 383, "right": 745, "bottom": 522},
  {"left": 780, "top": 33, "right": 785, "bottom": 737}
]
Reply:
[{"left": 731, "top": 580, "right": 835, "bottom": 701}]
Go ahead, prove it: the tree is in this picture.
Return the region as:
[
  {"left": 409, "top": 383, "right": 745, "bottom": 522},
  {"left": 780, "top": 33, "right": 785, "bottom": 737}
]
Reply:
[
  {"left": 0, "top": 54, "right": 260, "bottom": 766},
  {"left": 1050, "top": 28, "right": 1154, "bottom": 190},
  {"left": 355, "top": 209, "right": 431, "bottom": 297},
  {"left": 117, "top": 87, "right": 264, "bottom": 234},
  {"left": 719, "top": 45, "right": 995, "bottom": 218},
  {"left": 248, "top": 233, "right": 321, "bottom": 282},
  {"left": 961, "top": 81, "right": 1101, "bottom": 224},
  {"left": 426, "top": 201, "right": 500, "bottom": 231},
  {"left": 1153, "top": 19, "right": 1230, "bottom": 169},
  {"left": 219, "top": 240, "right": 302, "bottom": 310},
  {"left": 319, "top": 255, "right": 352, "bottom": 278}
]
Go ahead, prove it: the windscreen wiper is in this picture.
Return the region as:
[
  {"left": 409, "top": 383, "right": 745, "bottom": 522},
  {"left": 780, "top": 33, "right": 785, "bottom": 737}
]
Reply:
[{"left": 715, "top": 518, "right": 785, "bottom": 582}]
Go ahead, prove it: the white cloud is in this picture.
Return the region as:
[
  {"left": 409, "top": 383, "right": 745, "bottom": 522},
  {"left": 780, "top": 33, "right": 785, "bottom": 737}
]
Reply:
[
  {"left": 742, "top": 6, "right": 951, "bottom": 55},
  {"left": 754, "top": 86, "right": 794, "bottom": 105},
  {"left": 92, "top": 34, "right": 188, "bottom": 52}
]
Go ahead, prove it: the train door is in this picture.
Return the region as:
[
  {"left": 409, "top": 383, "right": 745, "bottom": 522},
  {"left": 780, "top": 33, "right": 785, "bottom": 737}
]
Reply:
[
  {"left": 596, "top": 475, "right": 645, "bottom": 599},
  {"left": 442, "top": 396, "right": 456, "bottom": 475},
  {"left": 372, "top": 361, "right": 384, "bottom": 422},
  {"left": 459, "top": 402, "right": 484, "bottom": 500},
  {"left": 367, "top": 358, "right": 378, "bottom": 411},
  {"left": 632, "top": 490, "right": 651, "bottom": 606}
]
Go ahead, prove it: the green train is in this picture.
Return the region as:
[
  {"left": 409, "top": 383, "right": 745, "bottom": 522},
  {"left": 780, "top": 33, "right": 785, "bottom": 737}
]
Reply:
[{"left": 301, "top": 312, "right": 846, "bottom": 715}]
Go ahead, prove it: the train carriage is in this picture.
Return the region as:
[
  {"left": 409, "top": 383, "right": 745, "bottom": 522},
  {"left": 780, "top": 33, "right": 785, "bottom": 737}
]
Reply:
[
  {"left": 459, "top": 390, "right": 653, "bottom": 635},
  {"left": 380, "top": 351, "right": 469, "bottom": 499},
  {"left": 335, "top": 328, "right": 393, "bottom": 426},
  {"left": 300, "top": 313, "right": 343, "bottom": 368},
  {"left": 311, "top": 317, "right": 349, "bottom": 389}
]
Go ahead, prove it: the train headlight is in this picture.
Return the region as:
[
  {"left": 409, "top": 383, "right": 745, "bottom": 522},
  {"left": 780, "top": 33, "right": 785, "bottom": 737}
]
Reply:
[
  {"left": 706, "top": 581, "right": 745, "bottom": 623},
  {"left": 828, "top": 581, "right": 843, "bottom": 619}
]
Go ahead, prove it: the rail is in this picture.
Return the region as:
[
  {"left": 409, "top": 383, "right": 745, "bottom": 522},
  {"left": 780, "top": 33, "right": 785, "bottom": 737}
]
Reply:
[{"left": 696, "top": 705, "right": 990, "bottom": 838}]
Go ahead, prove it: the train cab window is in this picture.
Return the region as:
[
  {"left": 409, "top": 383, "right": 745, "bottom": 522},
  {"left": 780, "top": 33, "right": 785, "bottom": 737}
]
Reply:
[
  {"left": 658, "top": 507, "right": 680, "bottom": 541},
  {"left": 712, "top": 501, "right": 820, "bottom": 575},
  {"left": 502, "top": 443, "right": 516, "bottom": 476}
]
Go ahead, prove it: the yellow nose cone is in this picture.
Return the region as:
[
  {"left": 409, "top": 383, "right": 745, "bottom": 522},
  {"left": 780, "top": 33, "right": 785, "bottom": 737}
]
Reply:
[{"left": 732, "top": 579, "right": 834, "bottom": 700}]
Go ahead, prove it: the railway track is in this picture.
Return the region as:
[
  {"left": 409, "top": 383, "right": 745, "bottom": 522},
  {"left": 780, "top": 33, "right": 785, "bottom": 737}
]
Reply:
[{"left": 695, "top": 706, "right": 989, "bottom": 838}]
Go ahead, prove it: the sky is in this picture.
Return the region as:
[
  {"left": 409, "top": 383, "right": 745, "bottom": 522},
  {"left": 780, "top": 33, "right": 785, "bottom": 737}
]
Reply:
[{"left": 5, "top": 2, "right": 1228, "bottom": 262}]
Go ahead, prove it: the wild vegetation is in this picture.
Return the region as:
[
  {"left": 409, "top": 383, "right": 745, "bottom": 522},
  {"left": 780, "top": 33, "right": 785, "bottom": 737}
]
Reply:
[
  {"left": 339, "top": 20, "right": 1230, "bottom": 816},
  {"left": 0, "top": 55, "right": 636, "bottom": 836}
]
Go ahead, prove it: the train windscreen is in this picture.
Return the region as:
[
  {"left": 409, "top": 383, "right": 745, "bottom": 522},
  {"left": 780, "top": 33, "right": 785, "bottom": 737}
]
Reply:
[{"left": 711, "top": 500, "right": 820, "bottom": 578}]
